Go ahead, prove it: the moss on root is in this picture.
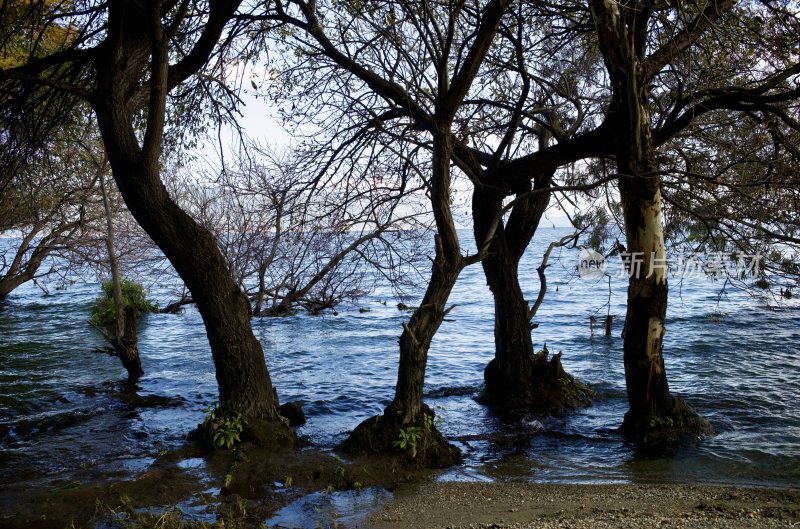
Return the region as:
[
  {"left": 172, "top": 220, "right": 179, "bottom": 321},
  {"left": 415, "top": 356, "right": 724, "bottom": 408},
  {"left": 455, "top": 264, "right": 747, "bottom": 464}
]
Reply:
[
  {"left": 620, "top": 396, "right": 713, "bottom": 453},
  {"left": 481, "top": 348, "right": 594, "bottom": 415},
  {"left": 338, "top": 405, "right": 461, "bottom": 469}
]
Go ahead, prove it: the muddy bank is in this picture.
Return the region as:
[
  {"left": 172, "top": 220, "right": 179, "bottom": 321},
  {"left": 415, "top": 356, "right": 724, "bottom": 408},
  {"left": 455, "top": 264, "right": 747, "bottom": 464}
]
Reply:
[
  {"left": 367, "top": 482, "right": 800, "bottom": 529},
  {"left": 0, "top": 439, "right": 433, "bottom": 529},
  {"left": 2, "top": 445, "right": 799, "bottom": 529}
]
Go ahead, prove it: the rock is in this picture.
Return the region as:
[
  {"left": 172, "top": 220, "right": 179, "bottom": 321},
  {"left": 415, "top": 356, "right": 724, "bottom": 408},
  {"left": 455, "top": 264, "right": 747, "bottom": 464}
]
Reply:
[{"left": 279, "top": 401, "right": 306, "bottom": 426}]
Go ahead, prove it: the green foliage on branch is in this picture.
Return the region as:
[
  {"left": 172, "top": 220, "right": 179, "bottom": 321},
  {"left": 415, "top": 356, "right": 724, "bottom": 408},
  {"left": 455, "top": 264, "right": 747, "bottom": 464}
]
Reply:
[{"left": 89, "top": 279, "right": 156, "bottom": 329}]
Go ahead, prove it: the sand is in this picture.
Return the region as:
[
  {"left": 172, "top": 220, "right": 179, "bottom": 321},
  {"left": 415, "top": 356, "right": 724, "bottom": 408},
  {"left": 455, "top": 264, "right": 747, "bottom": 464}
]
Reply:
[{"left": 365, "top": 482, "right": 800, "bottom": 529}]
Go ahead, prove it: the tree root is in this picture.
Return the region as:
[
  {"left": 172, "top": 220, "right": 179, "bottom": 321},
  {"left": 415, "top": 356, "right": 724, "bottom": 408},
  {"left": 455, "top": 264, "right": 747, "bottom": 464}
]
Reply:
[
  {"left": 620, "top": 396, "right": 713, "bottom": 453},
  {"left": 480, "top": 348, "right": 594, "bottom": 415},
  {"left": 338, "top": 404, "right": 461, "bottom": 469}
]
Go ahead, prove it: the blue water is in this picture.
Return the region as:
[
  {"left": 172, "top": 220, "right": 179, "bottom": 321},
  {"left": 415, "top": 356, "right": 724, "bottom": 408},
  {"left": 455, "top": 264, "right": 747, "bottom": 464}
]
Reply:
[{"left": 1, "top": 228, "right": 798, "bottom": 493}]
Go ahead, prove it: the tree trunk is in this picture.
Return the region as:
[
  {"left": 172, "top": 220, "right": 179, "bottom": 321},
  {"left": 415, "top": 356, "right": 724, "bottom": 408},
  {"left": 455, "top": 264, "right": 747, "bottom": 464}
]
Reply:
[
  {"left": 589, "top": 0, "right": 710, "bottom": 447},
  {"left": 472, "top": 186, "right": 546, "bottom": 402},
  {"left": 387, "top": 129, "right": 463, "bottom": 426},
  {"left": 100, "top": 172, "right": 143, "bottom": 380},
  {"left": 0, "top": 229, "right": 47, "bottom": 300},
  {"left": 0, "top": 273, "right": 31, "bottom": 300},
  {"left": 618, "top": 173, "right": 673, "bottom": 420},
  {"left": 386, "top": 234, "right": 461, "bottom": 425},
  {"left": 118, "top": 305, "right": 143, "bottom": 379},
  {"left": 596, "top": 7, "right": 708, "bottom": 443},
  {"left": 98, "top": 142, "right": 280, "bottom": 421},
  {"left": 91, "top": 0, "right": 280, "bottom": 422},
  {"left": 340, "top": 131, "right": 463, "bottom": 468},
  {"left": 471, "top": 182, "right": 588, "bottom": 413}
]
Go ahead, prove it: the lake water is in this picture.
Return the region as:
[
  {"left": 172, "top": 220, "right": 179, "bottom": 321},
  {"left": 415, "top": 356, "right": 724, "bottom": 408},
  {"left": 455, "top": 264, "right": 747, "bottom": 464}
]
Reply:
[{"left": 1, "top": 228, "right": 798, "bottom": 498}]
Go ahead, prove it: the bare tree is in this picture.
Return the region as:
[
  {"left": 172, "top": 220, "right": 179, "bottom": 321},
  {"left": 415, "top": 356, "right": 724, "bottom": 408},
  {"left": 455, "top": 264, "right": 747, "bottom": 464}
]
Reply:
[{"left": 0, "top": 119, "right": 100, "bottom": 299}]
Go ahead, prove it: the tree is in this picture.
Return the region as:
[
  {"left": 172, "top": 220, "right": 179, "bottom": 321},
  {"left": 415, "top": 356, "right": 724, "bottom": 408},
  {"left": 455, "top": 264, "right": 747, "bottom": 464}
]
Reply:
[
  {"left": 0, "top": 119, "right": 100, "bottom": 299},
  {"left": 261, "top": 0, "right": 517, "bottom": 464},
  {"left": 175, "top": 145, "right": 427, "bottom": 317},
  {"left": 588, "top": 0, "right": 800, "bottom": 446},
  {"left": 93, "top": 171, "right": 145, "bottom": 380},
  {"left": 0, "top": 0, "right": 290, "bottom": 436},
  {"left": 263, "top": 0, "right": 618, "bottom": 417}
]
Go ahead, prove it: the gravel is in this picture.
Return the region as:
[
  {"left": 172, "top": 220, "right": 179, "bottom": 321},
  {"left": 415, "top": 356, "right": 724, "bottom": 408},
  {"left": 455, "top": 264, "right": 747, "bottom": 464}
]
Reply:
[{"left": 361, "top": 482, "right": 800, "bottom": 529}]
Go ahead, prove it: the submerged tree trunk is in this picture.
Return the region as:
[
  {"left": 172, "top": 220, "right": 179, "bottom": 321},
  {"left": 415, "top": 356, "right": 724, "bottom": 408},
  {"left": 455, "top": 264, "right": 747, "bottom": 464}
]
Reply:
[
  {"left": 90, "top": 0, "right": 284, "bottom": 430},
  {"left": 472, "top": 180, "right": 589, "bottom": 413},
  {"left": 99, "top": 172, "right": 143, "bottom": 380},
  {"left": 340, "top": 132, "right": 464, "bottom": 468},
  {"left": 590, "top": 0, "right": 709, "bottom": 447}
]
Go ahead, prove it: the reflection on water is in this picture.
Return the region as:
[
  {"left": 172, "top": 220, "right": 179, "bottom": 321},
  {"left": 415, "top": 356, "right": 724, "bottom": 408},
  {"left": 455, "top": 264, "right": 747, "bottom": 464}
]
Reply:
[
  {"left": 1, "top": 228, "right": 799, "bottom": 493},
  {"left": 266, "top": 488, "right": 393, "bottom": 529}
]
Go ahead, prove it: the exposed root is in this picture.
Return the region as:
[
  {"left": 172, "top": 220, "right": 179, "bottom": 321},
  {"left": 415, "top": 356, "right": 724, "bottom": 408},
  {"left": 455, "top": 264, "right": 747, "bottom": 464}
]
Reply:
[
  {"left": 480, "top": 347, "right": 594, "bottom": 415},
  {"left": 620, "top": 396, "right": 713, "bottom": 453},
  {"left": 338, "top": 405, "right": 461, "bottom": 469}
]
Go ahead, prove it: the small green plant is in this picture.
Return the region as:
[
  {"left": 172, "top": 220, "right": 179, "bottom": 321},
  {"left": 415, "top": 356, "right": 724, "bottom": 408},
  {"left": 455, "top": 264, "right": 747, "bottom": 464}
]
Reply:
[
  {"left": 647, "top": 413, "right": 675, "bottom": 430},
  {"left": 90, "top": 279, "right": 156, "bottom": 329},
  {"left": 393, "top": 425, "right": 421, "bottom": 457},
  {"left": 283, "top": 475, "right": 293, "bottom": 487},
  {"left": 353, "top": 481, "right": 363, "bottom": 493},
  {"left": 202, "top": 406, "right": 245, "bottom": 450},
  {"left": 394, "top": 411, "right": 441, "bottom": 458}
]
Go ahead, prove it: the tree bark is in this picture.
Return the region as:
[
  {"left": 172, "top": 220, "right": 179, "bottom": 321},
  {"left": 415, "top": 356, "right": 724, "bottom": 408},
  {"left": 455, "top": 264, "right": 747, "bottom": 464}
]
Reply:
[
  {"left": 618, "top": 173, "right": 674, "bottom": 422},
  {"left": 95, "top": 128, "right": 280, "bottom": 420},
  {"left": 340, "top": 130, "right": 464, "bottom": 468},
  {"left": 590, "top": 0, "right": 709, "bottom": 444},
  {"left": 387, "top": 234, "right": 461, "bottom": 425},
  {"left": 386, "top": 131, "right": 463, "bottom": 426}
]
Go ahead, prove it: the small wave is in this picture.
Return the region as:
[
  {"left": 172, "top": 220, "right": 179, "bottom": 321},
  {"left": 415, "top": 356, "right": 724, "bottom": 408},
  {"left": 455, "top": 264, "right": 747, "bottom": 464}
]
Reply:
[{"left": 425, "top": 385, "right": 480, "bottom": 398}]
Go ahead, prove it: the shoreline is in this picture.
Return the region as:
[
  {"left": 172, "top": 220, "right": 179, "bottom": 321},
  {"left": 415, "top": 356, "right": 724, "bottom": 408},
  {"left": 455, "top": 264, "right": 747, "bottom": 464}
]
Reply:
[{"left": 365, "top": 482, "right": 800, "bottom": 529}]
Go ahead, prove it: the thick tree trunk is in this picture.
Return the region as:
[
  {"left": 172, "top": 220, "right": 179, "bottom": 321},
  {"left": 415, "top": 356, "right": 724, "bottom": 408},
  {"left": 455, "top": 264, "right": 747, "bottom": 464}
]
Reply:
[
  {"left": 98, "top": 147, "right": 280, "bottom": 421},
  {"left": 618, "top": 175, "right": 673, "bottom": 419},
  {"left": 0, "top": 231, "right": 46, "bottom": 299},
  {"left": 472, "top": 187, "right": 543, "bottom": 401},
  {"left": 91, "top": 0, "right": 280, "bottom": 423},
  {"left": 590, "top": 0, "right": 710, "bottom": 447},
  {"left": 0, "top": 274, "right": 30, "bottom": 300},
  {"left": 471, "top": 183, "right": 588, "bottom": 412},
  {"left": 617, "top": 159, "right": 708, "bottom": 446}
]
